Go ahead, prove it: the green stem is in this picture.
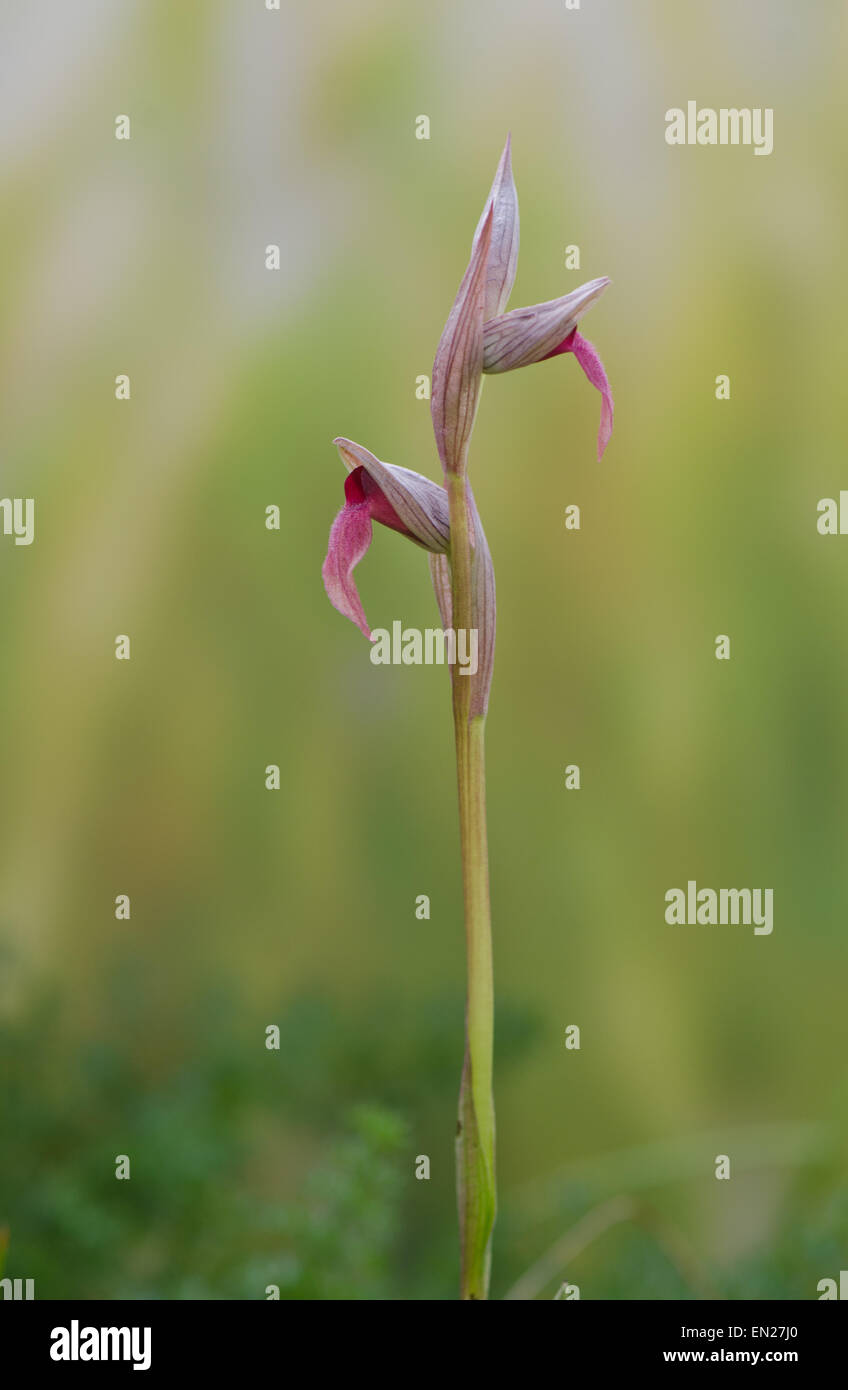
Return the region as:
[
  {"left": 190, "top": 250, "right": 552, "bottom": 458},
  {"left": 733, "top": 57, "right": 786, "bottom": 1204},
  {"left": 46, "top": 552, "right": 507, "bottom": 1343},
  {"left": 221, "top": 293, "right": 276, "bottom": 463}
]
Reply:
[{"left": 447, "top": 472, "right": 496, "bottom": 1300}]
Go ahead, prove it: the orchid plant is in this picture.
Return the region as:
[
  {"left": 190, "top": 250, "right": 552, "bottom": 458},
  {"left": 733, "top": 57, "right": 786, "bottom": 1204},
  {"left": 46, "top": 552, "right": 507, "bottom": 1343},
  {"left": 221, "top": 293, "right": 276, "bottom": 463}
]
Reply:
[{"left": 323, "top": 137, "right": 614, "bottom": 1300}]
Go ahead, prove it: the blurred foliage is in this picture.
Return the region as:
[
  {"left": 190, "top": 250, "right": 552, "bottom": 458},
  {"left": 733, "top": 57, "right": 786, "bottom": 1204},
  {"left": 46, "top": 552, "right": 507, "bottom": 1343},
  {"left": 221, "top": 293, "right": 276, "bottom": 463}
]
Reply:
[
  {"left": 1, "top": 963, "right": 845, "bottom": 1298},
  {"left": 0, "top": 963, "right": 540, "bottom": 1298}
]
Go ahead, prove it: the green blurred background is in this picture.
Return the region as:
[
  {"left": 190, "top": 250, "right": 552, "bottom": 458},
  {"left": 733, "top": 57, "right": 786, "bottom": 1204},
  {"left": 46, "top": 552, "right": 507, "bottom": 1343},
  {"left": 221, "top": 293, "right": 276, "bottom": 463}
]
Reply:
[{"left": 1, "top": 0, "right": 847, "bottom": 1299}]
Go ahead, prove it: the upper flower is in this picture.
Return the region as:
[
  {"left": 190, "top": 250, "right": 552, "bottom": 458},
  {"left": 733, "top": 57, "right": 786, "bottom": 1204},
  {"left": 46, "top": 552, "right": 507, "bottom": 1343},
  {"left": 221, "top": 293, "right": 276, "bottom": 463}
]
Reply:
[{"left": 431, "top": 134, "right": 614, "bottom": 472}]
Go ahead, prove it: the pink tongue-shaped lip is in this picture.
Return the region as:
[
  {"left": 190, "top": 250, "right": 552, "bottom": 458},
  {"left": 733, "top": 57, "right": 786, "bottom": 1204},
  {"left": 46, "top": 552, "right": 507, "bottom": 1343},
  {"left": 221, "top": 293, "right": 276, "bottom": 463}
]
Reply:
[
  {"left": 322, "top": 476, "right": 374, "bottom": 640},
  {"left": 543, "top": 329, "right": 614, "bottom": 461}
]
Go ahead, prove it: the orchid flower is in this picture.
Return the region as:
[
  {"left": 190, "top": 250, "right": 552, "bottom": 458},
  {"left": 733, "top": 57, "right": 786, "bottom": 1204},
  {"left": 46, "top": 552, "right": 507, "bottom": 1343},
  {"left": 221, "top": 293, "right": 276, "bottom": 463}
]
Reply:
[
  {"left": 483, "top": 283, "right": 614, "bottom": 461},
  {"left": 322, "top": 437, "right": 495, "bottom": 717},
  {"left": 433, "top": 135, "right": 614, "bottom": 471},
  {"left": 323, "top": 135, "right": 614, "bottom": 1300},
  {"left": 322, "top": 437, "right": 450, "bottom": 640}
]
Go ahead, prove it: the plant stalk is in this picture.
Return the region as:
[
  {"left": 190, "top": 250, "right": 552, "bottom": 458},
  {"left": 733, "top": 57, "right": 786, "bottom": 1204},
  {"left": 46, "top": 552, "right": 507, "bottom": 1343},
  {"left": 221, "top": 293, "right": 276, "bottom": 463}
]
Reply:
[{"left": 447, "top": 471, "right": 496, "bottom": 1300}]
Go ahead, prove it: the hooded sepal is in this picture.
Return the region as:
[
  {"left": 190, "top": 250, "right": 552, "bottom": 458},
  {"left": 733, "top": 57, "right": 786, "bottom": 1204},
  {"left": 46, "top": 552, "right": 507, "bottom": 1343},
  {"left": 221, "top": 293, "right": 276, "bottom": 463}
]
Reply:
[
  {"left": 334, "top": 438, "right": 450, "bottom": 553},
  {"left": 482, "top": 277, "right": 609, "bottom": 372}
]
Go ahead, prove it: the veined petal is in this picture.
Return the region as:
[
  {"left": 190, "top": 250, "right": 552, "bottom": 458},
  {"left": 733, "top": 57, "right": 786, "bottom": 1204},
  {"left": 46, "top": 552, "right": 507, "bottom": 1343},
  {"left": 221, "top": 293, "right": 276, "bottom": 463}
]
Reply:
[
  {"left": 427, "top": 488, "right": 496, "bottom": 718},
  {"left": 334, "top": 437, "right": 450, "bottom": 553},
  {"left": 483, "top": 277, "right": 610, "bottom": 373},
  {"left": 428, "top": 552, "right": 452, "bottom": 632},
  {"left": 321, "top": 481, "right": 374, "bottom": 639},
  {"left": 471, "top": 134, "right": 519, "bottom": 320},
  {"left": 468, "top": 485, "right": 496, "bottom": 718},
  {"left": 431, "top": 204, "right": 493, "bottom": 477}
]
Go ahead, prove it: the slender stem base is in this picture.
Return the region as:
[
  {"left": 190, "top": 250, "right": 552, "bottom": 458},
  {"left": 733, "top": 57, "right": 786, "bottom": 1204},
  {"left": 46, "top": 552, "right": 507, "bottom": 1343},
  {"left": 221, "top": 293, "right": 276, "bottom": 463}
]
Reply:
[
  {"left": 447, "top": 473, "right": 496, "bottom": 1300},
  {"left": 454, "top": 713, "right": 495, "bottom": 1299}
]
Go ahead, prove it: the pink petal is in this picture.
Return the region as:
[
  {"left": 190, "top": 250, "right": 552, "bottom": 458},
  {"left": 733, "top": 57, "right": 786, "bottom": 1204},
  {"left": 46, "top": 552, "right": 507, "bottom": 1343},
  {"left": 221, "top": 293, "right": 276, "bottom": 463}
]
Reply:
[
  {"left": 569, "top": 331, "right": 614, "bottom": 460},
  {"left": 554, "top": 329, "right": 614, "bottom": 461},
  {"left": 322, "top": 475, "right": 374, "bottom": 639}
]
